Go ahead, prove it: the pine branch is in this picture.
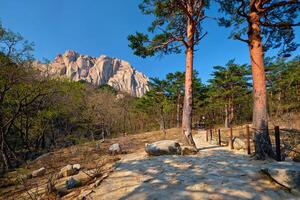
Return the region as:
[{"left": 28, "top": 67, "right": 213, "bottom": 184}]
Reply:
[
  {"left": 157, "top": 27, "right": 188, "bottom": 48},
  {"left": 234, "top": 34, "right": 249, "bottom": 44},
  {"left": 262, "top": 0, "right": 300, "bottom": 12},
  {"left": 237, "top": 0, "right": 248, "bottom": 18},
  {"left": 199, "top": 31, "right": 208, "bottom": 41},
  {"left": 261, "top": 21, "right": 300, "bottom": 27},
  {"left": 169, "top": 34, "right": 188, "bottom": 47},
  {"left": 150, "top": 38, "right": 178, "bottom": 50}
]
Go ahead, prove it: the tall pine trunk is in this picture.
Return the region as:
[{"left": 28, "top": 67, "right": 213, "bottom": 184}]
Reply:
[
  {"left": 229, "top": 100, "right": 234, "bottom": 126},
  {"left": 182, "top": 2, "right": 196, "bottom": 147},
  {"left": 248, "top": 12, "right": 274, "bottom": 159},
  {"left": 176, "top": 92, "right": 181, "bottom": 128},
  {"left": 225, "top": 104, "right": 229, "bottom": 128},
  {"left": 159, "top": 105, "right": 167, "bottom": 138}
]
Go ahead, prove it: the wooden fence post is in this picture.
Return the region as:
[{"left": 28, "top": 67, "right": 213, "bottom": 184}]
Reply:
[
  {"left": 206, "top": 130, "right": 208, "bottom": 142},
  {"left": 218, "top": 129, "right": 221, "bottom": 146},
  {"left": 230, "top": 127, "right": 234, "bottom": 150},
  {"left": 246, "top": 125, "right": 250, "bottom": 154},
  {"left": 210, "top": 129, "right": 213, "bottom": 141},
  {"left": 275, "top": 126, "right": 281, "bottom": 161}
]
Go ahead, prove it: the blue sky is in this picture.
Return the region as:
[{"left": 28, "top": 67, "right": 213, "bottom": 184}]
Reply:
[{"left": 0, "top": 0, "right": 299, "bottom": 82}]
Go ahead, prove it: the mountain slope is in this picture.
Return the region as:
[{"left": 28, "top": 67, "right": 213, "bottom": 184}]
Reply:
[{"left": 35, "top": 51, "right": 150, "bottom": 97}]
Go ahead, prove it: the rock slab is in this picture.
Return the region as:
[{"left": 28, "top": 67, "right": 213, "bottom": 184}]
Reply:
[
  {"left": 145, "top": 140, "right": 181, "bottom": 156},
  {"left": 261, "top": 162, "right": 300, "bottom": 192}
]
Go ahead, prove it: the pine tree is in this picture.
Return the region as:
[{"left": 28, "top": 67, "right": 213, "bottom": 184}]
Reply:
[
  {"left": 216, "top": 0, "right": 299, "bottom": 159},
  {"left": 136, "top": 78, "right": 171, "bottom": 136},
  {"left": 166, "top": 72, "right": 185, "bottom": 128},
  {"left": 128, "top": 0, "right": 209, "bottom": 146},
  {"left": 267, "top": 56, "right": 300, "bottom": 116},
  {"left": 166, "top": 70, "right": 206, "bottom": 128},
  {"left": 207, "top": 60, "right": 251, "bottom": 128}
]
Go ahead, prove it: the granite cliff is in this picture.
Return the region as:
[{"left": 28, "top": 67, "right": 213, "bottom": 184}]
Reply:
[{"left": 35, "top": 51, "right": 149, "bottom": 97}]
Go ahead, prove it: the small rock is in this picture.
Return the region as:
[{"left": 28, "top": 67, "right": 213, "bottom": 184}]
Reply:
[
  {"left": 233, "top": 137, "right": 246, "bottom": 150},
  {"left": 31, "top": 167, "right": 46, "bottom": 177},
  {"left": 108, "top": 143, "right": 122, "bottom": 155},
  {"left": 60, "top": 164, "right": 76, "bottom": 178},
  {"left": 73, "top": 164, "right": 81, "bottom": 171},
  {"left": 66, "top": 177, "right": 81, "bottom": 189},
  {"left": 145, "top": 140, "right": 181, "bottom": 156},
  {"left": 181, "top": 146, "right": 198, "bottom": 155}
]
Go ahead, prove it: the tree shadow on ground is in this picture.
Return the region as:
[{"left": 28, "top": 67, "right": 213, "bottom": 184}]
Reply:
[{"left": 109, "top": 149, "right": 298, "bottom": 200}]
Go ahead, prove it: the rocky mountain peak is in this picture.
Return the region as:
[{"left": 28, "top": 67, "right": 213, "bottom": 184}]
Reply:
[{"left": 35, "top": 51, "right": 150, "bottom": 97}]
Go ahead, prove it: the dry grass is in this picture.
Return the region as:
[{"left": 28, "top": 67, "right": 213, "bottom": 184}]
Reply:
[{"left": 0, "top": 128, "right": 187, "bottom": 199}]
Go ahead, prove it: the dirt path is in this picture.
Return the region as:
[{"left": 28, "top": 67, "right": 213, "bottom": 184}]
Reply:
[{"left": 89, "top": 131, "right": 299, "bottom": 200}]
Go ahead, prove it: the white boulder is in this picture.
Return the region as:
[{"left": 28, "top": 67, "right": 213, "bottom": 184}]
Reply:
[
  {"left": 145, "top": 140, "right": 181, "bottom": 156},
  {"left": 31, "top": 167, "right": 46, "bottom": 177},
  {"left": 108, "top": 143, "right": 122, "bottom": 155},
  {"left": 73, "top": 164, "right": 81, "bottom": 171}
]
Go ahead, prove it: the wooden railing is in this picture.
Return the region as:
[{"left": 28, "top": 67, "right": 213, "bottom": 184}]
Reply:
[{"left": 204, "top": 125, "right": 294, "bottom": 161}]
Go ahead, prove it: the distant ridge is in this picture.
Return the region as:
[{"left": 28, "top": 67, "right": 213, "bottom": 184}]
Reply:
[{"left": 34, "top": 50, "right": 150, "bottom": 97}]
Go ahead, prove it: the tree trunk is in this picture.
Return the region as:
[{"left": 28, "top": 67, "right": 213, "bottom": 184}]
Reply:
[
  {"left": 1, "top": 137, "right": 10, "bottom": 170},
  {"left": 248, "top": 12, "right": 274, "bottom": 159},
  {"left": 229, "top": 99, "right": 234, "bottom": 126},
  {"left": 275, "top": 90, "right": 281, "bottom": 118},
  {"left": 123, "top": 108, "right": 126, "bottom": 134},
  {"left": 230, "top": 105, "right": 234, "bottom": 124},
  {"left": 160, "top": 105, "right": 167, "bottom": 138},
  {"left": 182, "top": 3, "right": 196, "bottom": 147},
  {"left": 225, "top": 104, "right": 229, "bottom": 128},
  {"left": 176, "top": 92, "right": 181, "bottom": 128}
]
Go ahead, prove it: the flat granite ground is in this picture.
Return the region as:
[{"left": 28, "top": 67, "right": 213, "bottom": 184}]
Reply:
[{"left": 89, "top": 131, "right": 300, "bottom": 200}]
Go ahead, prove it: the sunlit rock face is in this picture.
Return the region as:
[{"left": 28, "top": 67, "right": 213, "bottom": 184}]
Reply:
[{"left": 35, "top": 50, "right": 149, "bottom": 97}]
